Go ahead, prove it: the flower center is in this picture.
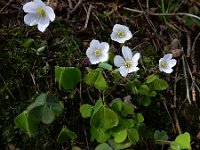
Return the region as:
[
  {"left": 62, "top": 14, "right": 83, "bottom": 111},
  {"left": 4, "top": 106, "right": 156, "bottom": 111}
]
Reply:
[
  {"left": 94, "top": 49, "right": 102, "bottom": 57},
  {"left": 117, "top": 30, "right": 125, "bottom": 38},
  {"left": 124, "top": 60, "right": 132, "bottom": 68},
  {"left": 36, "top": 7, "right": 46, "bottom": 17},
  {"left": 160, "top": 61, "right": 168, "bottom": 68}
]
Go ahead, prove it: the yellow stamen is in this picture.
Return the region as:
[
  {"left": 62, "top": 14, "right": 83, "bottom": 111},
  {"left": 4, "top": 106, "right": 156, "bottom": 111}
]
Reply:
[
  {"left": 160, "top": 61, "right": 168, "bottom": 68},
  {"left": 94, "top": 49, "right": 102, "bottom": 57},
  {"left": 124, "top": 60, "right": 132, "bottom": 68},
  {"left": 117, "top": 30, "right": 125, "bottom": 38},
  {"left": 36, "top": 7, "right": 46, "bottom": 17}
]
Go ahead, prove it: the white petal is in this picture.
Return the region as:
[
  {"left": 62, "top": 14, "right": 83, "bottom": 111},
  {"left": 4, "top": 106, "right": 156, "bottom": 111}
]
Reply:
[
  {"left": 168, "top": 59, "right": 177, "bottom": 67},
  {"left": 100, "top": 53, "right": 109, "bottom": 62},
  {"left": 24, "top": 14, "right": 39, "bottom": 26},
  {"left": 119, "top": 66, "right": 129, "bottom": 77},
  {"left": 90, "top": 39, "right": 99, "bottom": 48},
  {"left": 163, "top": 54, "right": 172, "bottom": 60},
  {"left": 159, "top": 58, "right": 163, "bottom": 63},
  {"left": 163, "top": 68, "right": 173, "bottom": 74},
  {"left": 99, "top": 42, "right": 109, "bottom": 53},
  {"left": 125, "top": 29, "right": 133, "bottom": 40},
  {"left": 110, "top": 32, "right": 126, "bottom": 43},
  {"left": 122, "top": 46, "right": 132, "bottom": 60},
  {"left": 45, "top": 6, "right": 55, "bottom": 21},
  {"left": 34, "top": 0, "right": 46, "bottom": 7},
  {"left": 132, "top": 53, "right": 140, "bottom": 66},
  {"left": 37, "top": 17, "right": 49, "bottom": 32},
  {"left": 112, "top": 24, "right": 124, "bottom": 31},
  {"left": 38, "top": 15, "right": 49, "bottom": 25},
  {"left": 114, "top": 55, "right": 125, "bottom": 67},
  {"left": 23, "top": 2, "right": 38, "bottom": 13},
  {"left": 129, "top": 66, "right": 139, "bottom": 73},
  {"left": 86, "top": 47, "right": 94, "bottom": 58},
  {"left": 89, "top": 56, "right": 100, "bottom": 64}
]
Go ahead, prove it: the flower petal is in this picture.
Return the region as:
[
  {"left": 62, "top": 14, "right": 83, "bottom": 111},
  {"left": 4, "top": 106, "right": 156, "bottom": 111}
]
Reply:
[
  {"left": 125, "top": 30, "right": 133, "bottom": 40},
  {"left": 168, "top": 59, "right": 177, "bottom": 67},
  {"left": 122, "top": 46, "right": 132, "bottom": 60},
  {"left": 90, "top": 39, "right": 100, "bottom": 49},
  {"left": 45, "top": 6, "right": 55, "bottom": 21},
  {"left": 24, "top": 14, "right": 39, "bottom": 26},
  {"left": 99, "top": 42, "right": 109, "bottom": 53},
  {"left": 34, "top": 0, "right": 46, "bottom": 7},
  {"left": 100, "top": 53, "right": 109, "bottom": 62},
  {"left": 163, "top": 54, "right": 172, "bottom": 60},
  {"left": 112, "top": 24, "right": 124, "bottom": 31},
  {"left": 163, "top": 68, "right": 173, "bottom": 74},
  {"left": 89, "top": 56, "right": 100, "bottom": 64},
  {"left": 86, "top": 47, "right": 94, "bottom": 58},
  {"left": 128, "top": 66, "right": 139, "bottom": 73},
  {"left": 132, "top": 53, "right": 140, "bottom": 66},
  {"left": 110, "top": 32, "right": 126, "bottom": 43},
  {"left": 23, "top": 2, "right": 38, "bottom": 13},
  {"left": 119, "top": 66, "right": 129, "bottom": 77},
  {"left": 38, "top": 15, "right": 49, "bottom": 25},
  {"left": 114, "top": 55, "right": 125, "bottom": 67},
  {"left": 37, "top": 17, "right": 49, "bottom": 32}
]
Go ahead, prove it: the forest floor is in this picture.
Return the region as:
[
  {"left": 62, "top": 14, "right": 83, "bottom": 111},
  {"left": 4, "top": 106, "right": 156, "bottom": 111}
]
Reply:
[{"left": 1, "top": 0, "right": 200, "bottom": 149}]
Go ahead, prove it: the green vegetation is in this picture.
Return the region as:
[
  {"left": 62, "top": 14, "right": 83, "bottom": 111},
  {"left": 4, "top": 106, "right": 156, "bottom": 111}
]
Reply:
[{"left": 1, "top": 0, "right": 200, "bottom": 149}]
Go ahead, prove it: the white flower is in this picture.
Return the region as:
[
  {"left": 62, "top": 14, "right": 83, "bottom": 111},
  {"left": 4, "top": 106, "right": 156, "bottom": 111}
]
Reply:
[
  {"left": 159, "top": 54, "right": 177, "bottom": 74},
  {"left": 23, "top": 0, "right": 55, "bottom": 32},
  {"left": 111, "top": 24, "right": 132, "bottom": 43},
  {"left": 86, "top": 39, "right": 109, "bottom": 64},
  {"left": 114, "top": 46, "right": 140, "bottom": 77}
]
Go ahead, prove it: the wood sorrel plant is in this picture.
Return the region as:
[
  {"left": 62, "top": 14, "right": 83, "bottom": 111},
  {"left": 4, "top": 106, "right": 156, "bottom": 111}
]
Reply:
[{"left": 15, "top": 4, "right": 182, "bottom": 148}]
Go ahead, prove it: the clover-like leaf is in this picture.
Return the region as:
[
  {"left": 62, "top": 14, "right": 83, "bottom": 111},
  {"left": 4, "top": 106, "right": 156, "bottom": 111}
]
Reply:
[{"left": 55, "top": 66, "right": 81, "bottom": 90}]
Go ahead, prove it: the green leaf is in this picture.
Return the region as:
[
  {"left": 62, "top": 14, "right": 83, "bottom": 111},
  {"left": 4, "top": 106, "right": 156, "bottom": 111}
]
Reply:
[
  {"left": 91, "top": 106, "right": 119, "bottom": 129},
  {"left": 113, "top": 71, "right": 121, "bottom": 84},
  {"left": 153, "top": 78, "right": 168, "bottom": 90},
  {"left": 127, "top": 128, "right": 139, "bottom": 144},
  {"left": 92, "top": 99, "right": 103, "bottom": 115},
  {"left": 96, "top": 128, "right": 111, "bottom": 143},
  {"left": 172, "top": 132, "right": 191, "bottom": 149},
  {"left": 138, "top": 85, "right": 150, "bottom": 96},
  {"left": 98, "top": 62, "right": 113, "bottom": 71},
  {"left": 84, "top": 70, "right": 108, "bottom": 91},
  {"left": 95, "top": 143, "right": 113, "bottom": 150},
  {"left": 138, "top": 96, "right": 151, "bottom": 107},
  {"left": 108, "top": 139, "right": 132, "bottom": 150},
  {"left": 84, "top": 70, "right": 99, "bottom": 85},
  {"left": 55, "top": 66, "right": 81, "bottom": 90},
  {"left": 80, "top": 104, "right": 93, "bottom": 118},
  {"left": 14, "top": 111, "right": 39, "bottom": 137},
  {"left": 121, "top": 103, "right": 134, "bottom": 117},
  {"left": 36, "top": 46, "right": 45, "bottom": 53},
  {"left": 72, "top": 146, "right": 82, "bottom": 150},
  {"left": 148, "top": 91, "right": 157, "bottom": 97},
  {"left": 146, "top": 74, "right": 158, "bottom": 84},
  {"left": 170, "top": 141, "right": 181, "bottom": 150},
  {"left": 57, "top": 126, "right": 78, "bottom": 143},
  {"left": 41, "top": 105, "right": 55, "bottom": 124},
  {"left": 135, "top": 113, "right": 144, "bottom": 124},
  {"left": 91, "top": 126, "right": 99, "bottom": 142},
  {"left": 154, "top": 130, "right": 168, "bottom": 141},
  {"left": 94, "top": 71, "right": 108, "bottom": 91},
  {"left": 27, "top": 93, "right": 47, "bottom": 110},
  {"left": 46, "top": 95, "right": 63, "bottom": 113},
  {"left": 119, "top": 118, "right": 134, "bottom": 128},
  {"left": 23, "top": 38, "right": 34, "bottom": 48},
  {"left": 112, "top": 128, "right": 127, "bottom": 143},
  {"left": 111, "top": 98, "right": 123, "bottom": 112}
]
